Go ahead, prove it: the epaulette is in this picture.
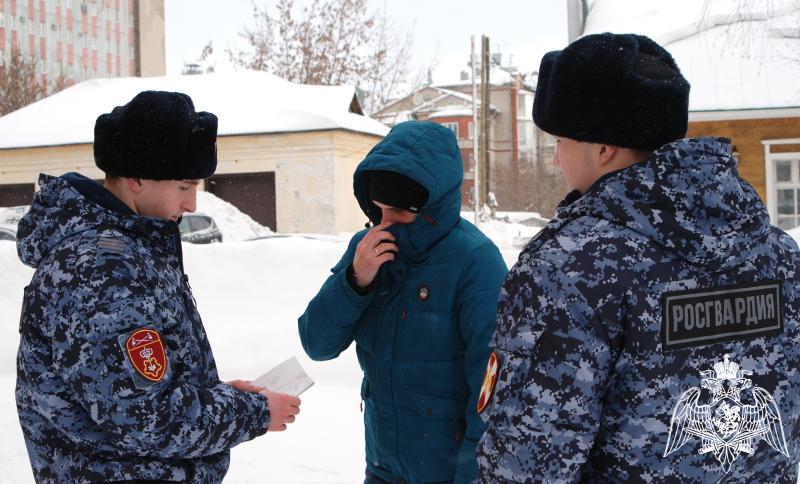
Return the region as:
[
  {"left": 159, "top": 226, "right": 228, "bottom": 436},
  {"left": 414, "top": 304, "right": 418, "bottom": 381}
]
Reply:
[{"left": 97, "top": 236, "right": 126, "bottom": 253}]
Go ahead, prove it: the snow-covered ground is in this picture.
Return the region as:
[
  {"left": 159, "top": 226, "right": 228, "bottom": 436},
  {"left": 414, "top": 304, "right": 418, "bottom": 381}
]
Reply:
[{"left": 0, "top": 196, "right": 526, "bottom": 483}]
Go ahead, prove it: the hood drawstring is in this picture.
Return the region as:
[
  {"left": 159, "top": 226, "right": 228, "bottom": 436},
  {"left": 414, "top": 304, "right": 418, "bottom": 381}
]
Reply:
[{"left": 422, "top": 213, "right": 438, "bottom": 227}]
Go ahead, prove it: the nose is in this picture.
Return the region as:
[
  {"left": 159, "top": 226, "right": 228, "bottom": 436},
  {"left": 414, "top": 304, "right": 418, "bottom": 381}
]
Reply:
[
  {"left": 183, "top": 188, "right": 197, "bottom": 214},
  {"left": 380, "top": 209, "right": 397, "bottom": 224}
]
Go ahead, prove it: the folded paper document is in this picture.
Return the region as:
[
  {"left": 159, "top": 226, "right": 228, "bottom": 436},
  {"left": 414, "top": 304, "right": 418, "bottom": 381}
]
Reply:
[{"left": 253, "top": 356, "right": 314, "bottom": 396}]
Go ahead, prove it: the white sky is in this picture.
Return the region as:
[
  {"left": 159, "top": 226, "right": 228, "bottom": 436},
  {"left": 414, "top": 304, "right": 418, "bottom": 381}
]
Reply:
[{"left": 164, "top": 0, "right": 569, "bottom": 83}]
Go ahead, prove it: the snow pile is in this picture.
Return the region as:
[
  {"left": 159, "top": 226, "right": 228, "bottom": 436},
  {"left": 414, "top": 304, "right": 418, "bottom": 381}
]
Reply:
[
  {"left": 470, "top": 217, "right": 542, "bottom": 252},
  {"left": 195, "top": 191, "right": 273, "bottom": 241}
]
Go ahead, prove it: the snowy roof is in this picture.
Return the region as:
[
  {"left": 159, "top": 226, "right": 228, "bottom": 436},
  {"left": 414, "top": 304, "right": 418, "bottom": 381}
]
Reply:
[
  {"left": 0, "top": 70, "right": 389, "bottom": 150},
  {"left": 428, "top": 107, "right": 476, "bottom": 118},
  {"left": 374, "top": 86, "right": 498, "bottom": 126},
  {"left": 582, "top": 0, "right": 800, "bottom": 112}
]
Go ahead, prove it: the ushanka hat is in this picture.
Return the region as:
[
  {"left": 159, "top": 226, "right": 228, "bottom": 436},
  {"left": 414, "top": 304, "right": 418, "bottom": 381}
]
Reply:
[
  {"left": 368, "top": 170, "right": 429, "bottom": 214},
  {"left": 94, "top": 90, "right": 218, "bottom": 180},
  {"left": 533, "top": 32, "right": 690, "bottom": 151}
]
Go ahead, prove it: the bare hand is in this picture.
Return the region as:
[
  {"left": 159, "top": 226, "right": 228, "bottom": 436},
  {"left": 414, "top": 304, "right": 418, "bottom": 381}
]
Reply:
[
  {"left": 352, "top": 222, "right": 397, "bottom": 288},
  {"left": 260, "top": 389, "right": 301, "bottom": 432},
  {"left": 226, "top": 379, "right": 265, "bottom": 393}
]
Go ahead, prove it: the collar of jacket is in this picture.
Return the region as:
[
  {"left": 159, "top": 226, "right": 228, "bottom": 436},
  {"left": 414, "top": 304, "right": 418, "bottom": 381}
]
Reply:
[
  {"left": 17, "top": 173, "right": 183, "bottom": 269},
  {"left": 549, "top": 137, "right": 770, "bottom": 270}
]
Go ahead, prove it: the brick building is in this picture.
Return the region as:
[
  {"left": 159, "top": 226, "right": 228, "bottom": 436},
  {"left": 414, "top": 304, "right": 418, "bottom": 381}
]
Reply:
[
  {"left": 0, "top": 0, "right": 164, "bottom": 88},
  {"left": 373, "top": 66, "right": 559, "bottom": 214}
]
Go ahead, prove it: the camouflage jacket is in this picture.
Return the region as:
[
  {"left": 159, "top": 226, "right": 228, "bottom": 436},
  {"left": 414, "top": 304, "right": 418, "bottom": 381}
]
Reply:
[
  {"left": 476, "top": 138, "right": 800, "bottom": 482},
  {"left": 16, "top": 173, "right": 270, "bottom": 483}
]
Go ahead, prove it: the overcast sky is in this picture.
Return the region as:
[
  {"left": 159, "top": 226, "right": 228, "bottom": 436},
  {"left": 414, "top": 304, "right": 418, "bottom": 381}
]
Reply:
[{"left": 164, "top": 0, "right": 569, "bottom": 83}]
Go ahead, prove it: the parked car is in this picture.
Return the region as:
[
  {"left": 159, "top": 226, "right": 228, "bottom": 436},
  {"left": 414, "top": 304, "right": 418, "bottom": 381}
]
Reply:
[
  {"left": 0, "top": 224, "right": 17, "bottom": 242},
  {"left": 178, "top": 213, "right": 223, "bottom": 244}
]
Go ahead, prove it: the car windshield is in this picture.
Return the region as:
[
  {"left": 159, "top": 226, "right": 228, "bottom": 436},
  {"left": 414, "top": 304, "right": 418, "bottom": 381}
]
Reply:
[{"left": 179, "top": 215, "right": 212, "bottom": 235}]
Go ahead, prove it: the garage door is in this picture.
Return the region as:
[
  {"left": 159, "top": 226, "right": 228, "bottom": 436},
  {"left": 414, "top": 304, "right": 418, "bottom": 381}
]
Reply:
[
  {"left": 207, "top": 172, "right": 276, "bottom": 230},
  {"left": 0, "top": 183, "right": 35, "bottom": 208}
]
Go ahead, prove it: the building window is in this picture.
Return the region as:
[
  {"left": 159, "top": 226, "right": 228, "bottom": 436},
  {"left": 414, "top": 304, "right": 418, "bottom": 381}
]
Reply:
[
  {"left": 774, "top": 159, "right": 800, "bottom": 229},
  {"left": 517, "top": 92, "right": 532, "bottom": 118},
  {"left": 764, "top": 139, "right": 800, "bottom": 230},
  {"left": 468, "top": 122, "right": 474, "bottom": 140},
  {"left": 518, "top": 120, "right": 534, "bottom": 148},
  {"left": 441, "top": 122, "right": 459, "bottom": 139}
]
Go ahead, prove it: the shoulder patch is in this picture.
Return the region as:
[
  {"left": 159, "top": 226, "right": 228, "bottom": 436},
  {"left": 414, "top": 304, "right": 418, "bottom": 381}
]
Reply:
[
  {"left": 118, "top": 327, "right": 169, "bottom": 385},
  {"left": 661, "top": 280, "right": 783, "bottom": 351},
  {"left": 477, "top": 351, "right": 500, "bottom": 413},
  {"left": 97, "top": 236, "right": 126, "bottom": 253}
]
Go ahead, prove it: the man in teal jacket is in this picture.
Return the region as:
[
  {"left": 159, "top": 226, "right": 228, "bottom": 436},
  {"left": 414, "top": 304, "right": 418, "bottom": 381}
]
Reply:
[{"left": 299, "top": 121, "right": 507, "bottom": 483}]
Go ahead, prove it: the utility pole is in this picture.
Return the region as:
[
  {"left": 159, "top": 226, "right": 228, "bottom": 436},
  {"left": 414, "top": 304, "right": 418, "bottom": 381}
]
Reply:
[
  {"left": 480, "top": 35, "right": 490, "bottom": 204},
  {"left": 471, "top": 36, "right": 480, "bottom": 224}
]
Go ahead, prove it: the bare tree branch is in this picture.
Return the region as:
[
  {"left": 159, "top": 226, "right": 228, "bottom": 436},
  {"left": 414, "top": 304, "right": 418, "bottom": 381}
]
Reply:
[
  {"left": 227, "top": 0, "right": 423, "bottom": 114},
  {"left": 0, "top": 50, "right": 71, "bottom": 116}
]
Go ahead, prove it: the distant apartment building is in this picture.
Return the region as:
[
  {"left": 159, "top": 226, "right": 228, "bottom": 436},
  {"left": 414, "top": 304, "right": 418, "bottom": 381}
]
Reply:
[
  {"left": 0, "top": 0, "right": 165, "bottom": 88},
  {"left": 374, "top": 63, "right": 560, "bottom": 214}
]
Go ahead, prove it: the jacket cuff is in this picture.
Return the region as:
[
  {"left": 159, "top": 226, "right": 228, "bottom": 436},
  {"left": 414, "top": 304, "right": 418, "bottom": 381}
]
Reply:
[
  {"left": 346, "top": 263, "right": 374, "bottom": 295},
  {"left": 241, "top": 390, "right": 271, "bottom": 440}
]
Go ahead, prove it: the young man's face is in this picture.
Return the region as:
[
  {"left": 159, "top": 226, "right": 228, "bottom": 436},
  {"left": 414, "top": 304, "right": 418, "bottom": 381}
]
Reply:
[
  {"left": 135, "top": 179, "right": 200, "bottom": 221},
  {"left": 553, "top": 136, "right": 600, "bottom": 194},
  {"left": 373, "top": 201, "right": 417, "bottom": 224}
]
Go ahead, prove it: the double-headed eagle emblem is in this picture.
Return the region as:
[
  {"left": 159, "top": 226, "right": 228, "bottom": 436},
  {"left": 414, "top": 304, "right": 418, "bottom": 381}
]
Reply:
[{"left": 664, "top": 354, "right": 789, "bottom": 473}]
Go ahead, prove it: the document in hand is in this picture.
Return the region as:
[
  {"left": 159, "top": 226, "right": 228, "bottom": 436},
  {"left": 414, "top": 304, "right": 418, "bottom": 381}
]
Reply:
[{"left": 253, "top": 356, "right": 315, "bottom": 396}]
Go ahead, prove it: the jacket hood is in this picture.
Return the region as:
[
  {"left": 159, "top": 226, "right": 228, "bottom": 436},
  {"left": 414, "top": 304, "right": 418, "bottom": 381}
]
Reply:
[
  {"left": 560, "top": 137, "right": 770, "bottom": 270},
  {"left": 354, "top": 121, "right": 463, "bottom": 260},
  {"left": 17, "top": 173, "right": 179, "bottom": 268}
]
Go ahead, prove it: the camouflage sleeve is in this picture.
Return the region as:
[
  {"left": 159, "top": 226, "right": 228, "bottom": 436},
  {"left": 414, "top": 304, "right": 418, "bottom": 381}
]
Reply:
[
  {"left": 298, "top": 231, "right": 374, "bottom": 361},
  {"left": 58, "top": 294, "right": 271, "bottom": 459},
  {"left": 453, "top": 243, "right": 508, "bottom": 483},
  {"left": 477, "top": 253, "right": 618, "bottom": 482}
]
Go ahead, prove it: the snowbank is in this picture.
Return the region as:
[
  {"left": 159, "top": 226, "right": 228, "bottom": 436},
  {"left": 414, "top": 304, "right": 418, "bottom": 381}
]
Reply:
[{"left": 195, "top": 191, "right": 273, "bottom": 241}]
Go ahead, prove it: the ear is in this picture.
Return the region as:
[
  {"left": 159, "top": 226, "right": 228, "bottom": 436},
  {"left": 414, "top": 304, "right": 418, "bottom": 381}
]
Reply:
[
  {"left": 126, "top": 177, "right": 144, "bottom": 194},
  {"left": 596, "top": 144, "right": 618, "bottom": 167}
]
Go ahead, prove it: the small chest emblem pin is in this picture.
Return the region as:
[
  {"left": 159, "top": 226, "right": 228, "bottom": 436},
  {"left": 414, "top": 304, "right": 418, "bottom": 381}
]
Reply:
[{"left": 418, "top": 285, "right": 430, "bottom": 301}]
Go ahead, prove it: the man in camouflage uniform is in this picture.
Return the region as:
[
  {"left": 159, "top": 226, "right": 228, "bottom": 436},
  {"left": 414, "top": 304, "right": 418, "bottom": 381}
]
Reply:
[
  {"left": 476, "top": 33, "right": 800, "bottom": 482},
  {"left": 16, "top": 91, "right": 300, "bottom": 483}
]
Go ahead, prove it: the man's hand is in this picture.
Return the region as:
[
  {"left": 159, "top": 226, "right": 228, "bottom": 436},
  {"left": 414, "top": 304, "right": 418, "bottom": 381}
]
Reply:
[
  {"left": 226, "top": 379, "right": 265, "bottom": 393},
  {"left": 260, "top": 389, "right": 301, "bottom": 432},
  {"left": 352, "top": 222, "right": 397, "bottom": 288}
]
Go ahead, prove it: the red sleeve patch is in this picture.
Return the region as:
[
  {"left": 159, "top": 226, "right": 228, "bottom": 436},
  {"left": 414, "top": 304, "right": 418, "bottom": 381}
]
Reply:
[
  {"left": 477, "top": 351, "right": 500, "bottom": 414},
  {"left": 125, "top": 328, "right": 168, "bottom": 382}
]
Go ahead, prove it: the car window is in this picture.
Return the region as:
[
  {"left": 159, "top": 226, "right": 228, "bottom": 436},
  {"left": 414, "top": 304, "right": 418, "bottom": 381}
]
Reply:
[
  {"left": 178, "top": 218, "right": 191, "bottom": 235},
  {"left": 190, "top": 216, "right": 211, "bottom": 231}
]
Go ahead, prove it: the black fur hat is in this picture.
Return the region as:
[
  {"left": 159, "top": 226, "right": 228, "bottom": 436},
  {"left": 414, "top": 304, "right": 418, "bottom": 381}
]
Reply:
[
  {"left": 533, "top": 32, "right": 690, "bottom": 151},
  {"left": 94, "top": 90, "right": 218, "bottom": 180}
]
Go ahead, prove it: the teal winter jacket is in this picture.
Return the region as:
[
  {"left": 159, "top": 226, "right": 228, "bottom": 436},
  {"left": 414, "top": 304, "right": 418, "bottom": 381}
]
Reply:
[{"left": 298, "top": 121, "right": 507, "bottom": 483}]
